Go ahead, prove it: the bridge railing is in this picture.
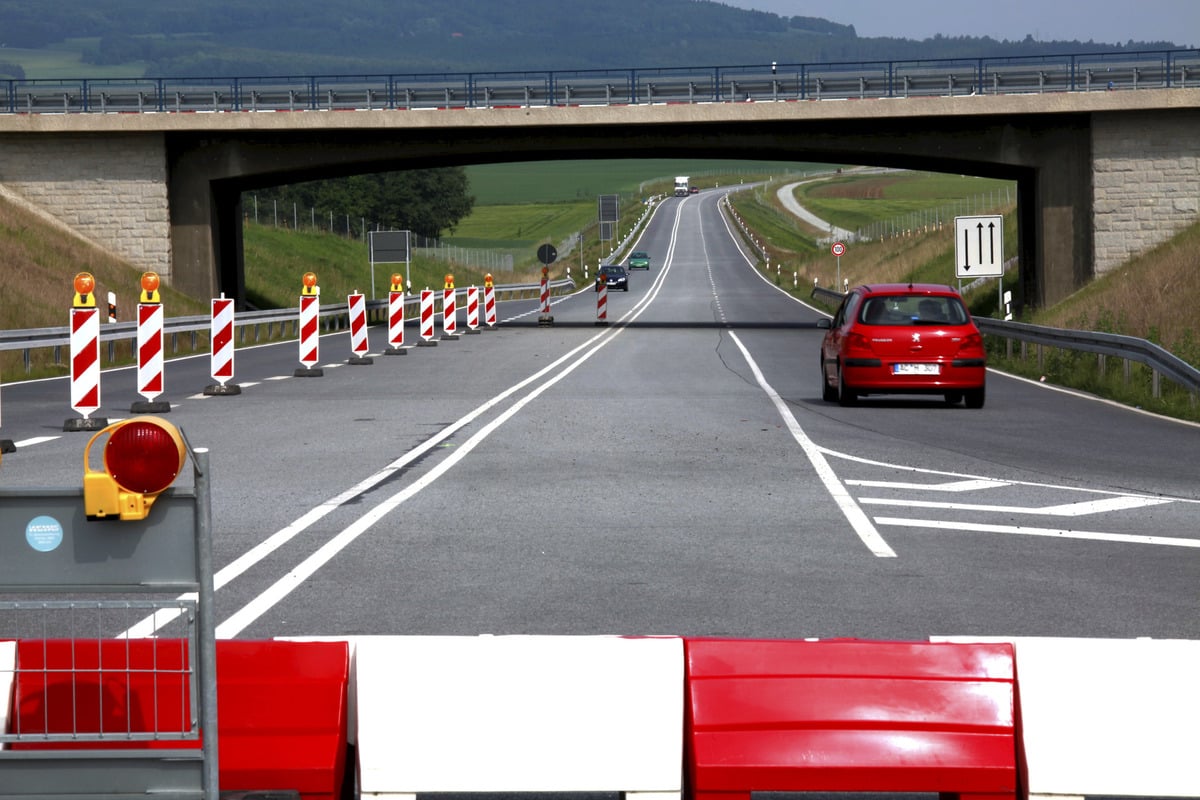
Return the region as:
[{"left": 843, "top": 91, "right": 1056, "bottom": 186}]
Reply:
[{"left": 3, "top": 48, "right": 1198, "bottom": 114}]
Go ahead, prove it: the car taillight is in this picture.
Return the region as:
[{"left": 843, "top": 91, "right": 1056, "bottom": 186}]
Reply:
[
  {"left": 957, "top": 331, "right": 984, "bottom": 353},
  {"left": 847, "top": 332, "right": 874, "bottom": 352}
]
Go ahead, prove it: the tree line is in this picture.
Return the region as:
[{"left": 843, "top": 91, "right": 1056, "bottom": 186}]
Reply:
[{"left": 244, "top": 168, "right": 474, "bottom": 240}]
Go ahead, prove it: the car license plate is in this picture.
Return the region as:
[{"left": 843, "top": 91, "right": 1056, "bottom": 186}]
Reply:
[{"left": 893, "top": 363, "right": 940, "bottom": 375}]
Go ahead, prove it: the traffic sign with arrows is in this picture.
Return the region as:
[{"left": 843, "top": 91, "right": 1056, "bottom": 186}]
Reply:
[{"left": 954, "top": 215, "right": 1003, "bottom": 278}]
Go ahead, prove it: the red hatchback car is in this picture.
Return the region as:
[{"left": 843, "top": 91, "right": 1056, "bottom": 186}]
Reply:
[{"left": 817, "top": 283, "right": 987, "bottom": 407}]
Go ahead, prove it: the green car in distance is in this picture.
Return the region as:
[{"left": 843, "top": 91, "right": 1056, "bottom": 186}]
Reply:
[{"left": 627, "top": 250, "right": 651, "bottom": 270}]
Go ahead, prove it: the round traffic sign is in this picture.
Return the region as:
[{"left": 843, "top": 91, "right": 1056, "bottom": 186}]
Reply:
[
  {"left": 537, "top": 244, "right": 558, "bottom": 265},
  {"left": 831, "top": 241, "right": 846, "bottom": 257}
]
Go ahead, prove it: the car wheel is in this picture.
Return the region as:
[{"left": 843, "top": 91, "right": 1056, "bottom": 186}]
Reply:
[
  {"left": 836, "top": 362, "right": 857, "bottom": 406},
  {"left": 944, "top": 392, "right": 964, "bottom": 405},
  {"left": 821, "top": 358, "right": 837, "bottom": 402},
  {"left": 964, "top": 385, "right": 986, "bottom": 409},
  {"left": 623, "top": 286, "right": 629, "bottom": 291}
]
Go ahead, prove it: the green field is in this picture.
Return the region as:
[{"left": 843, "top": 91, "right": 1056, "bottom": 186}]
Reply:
[
  {"left": 795, "top": 171, "right": 1016, "bottom": 233},
  {"left": 464, "top": 159, "right": 831, "bottom": 205}
]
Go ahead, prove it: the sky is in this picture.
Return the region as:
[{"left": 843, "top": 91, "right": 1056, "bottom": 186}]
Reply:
[{"left": 717, "top": 0, "right": 1200, "bottom": 47}]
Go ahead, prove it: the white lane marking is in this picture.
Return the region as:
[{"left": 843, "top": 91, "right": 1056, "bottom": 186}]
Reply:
[
  {"left": 123, "top": 201, "right": 692, "bottom": 640},
  {"left": 819, "top": 444, "right": 1200, "bottom": 505},
  {"left": 14, "top": 436, "right": 59, "bottom": 447},
  {"left": 847, "top": 478, "right": 1009, "bottom": 492},
  {"left": 264, "top": 375, "right": 291, "bottom": 381},
  {"left": 727, "top": 331, "right": 896, "bottom": 558},
  {"left": 861, "top": 495, "right": 1173, "bottom": 516},
  {"left": 213, "top": 206, "right": 693, "bottom": 638},
  {"left": 875, "top": 517, "right": 1200, "bottom": 548}
]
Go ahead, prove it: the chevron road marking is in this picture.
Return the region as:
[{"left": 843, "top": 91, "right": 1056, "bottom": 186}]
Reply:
[
  {"left": 875, "top": 517, "right": 1200, "bottom": 548},
  {"left": 860, "top": 495, "right": 1172, "bottom": 516}
]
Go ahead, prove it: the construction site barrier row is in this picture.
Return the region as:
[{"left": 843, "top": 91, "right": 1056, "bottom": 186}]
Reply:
[{"left": 3, "top": 634, "right": 1198, "bottom": 800}]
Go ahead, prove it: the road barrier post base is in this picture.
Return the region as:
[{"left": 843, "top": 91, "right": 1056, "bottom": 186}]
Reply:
[
  {"left": 63, "top": 416, "right": 108, "bottom": 432},
  {"left": 293, "top": 367, "right": 324, "bottom": 377},
  {"left": 203, "top": 383, "right": 242, "bottom": 395},
  {"left": 131, "top": 400, "right": 172, "bottom": 414}
]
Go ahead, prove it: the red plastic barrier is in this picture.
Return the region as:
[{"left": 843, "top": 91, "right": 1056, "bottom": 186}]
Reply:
[
  {"left": 685, "top": 638, "right": 1019, "bottom": 800},
  {"left": 9, "top": 639, "right": 349, "bottom": 800}
]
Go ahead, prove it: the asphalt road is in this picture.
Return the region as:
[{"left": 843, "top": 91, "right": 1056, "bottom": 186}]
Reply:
[{"left": 1, "top": 188, "right": 1197, "bottom": 643}]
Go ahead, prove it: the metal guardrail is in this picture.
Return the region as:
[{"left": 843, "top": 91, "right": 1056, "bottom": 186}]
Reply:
[
  {"left": 3, "top": 48, "right": 1198, "bottom": 114},
  {"left": 810, "top": 285, "right": 1200, "bottom": 399},
  {"left": 0, "top": 279, "right": 575, "bottom": 372}
]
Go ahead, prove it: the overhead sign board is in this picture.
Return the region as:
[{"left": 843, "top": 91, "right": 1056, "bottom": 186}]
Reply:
[
  {"left": 598, "top": 195, "right": 619, "bottom": 223},
  {"left": 369, "top": 230, "right": 410, "bottom": 264},
  {"left": 954, "top": 215, "right": 1003, "bottom": 278}
]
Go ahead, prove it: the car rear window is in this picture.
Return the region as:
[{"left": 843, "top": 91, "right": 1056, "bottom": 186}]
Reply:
[{"left": 858, "top": 295, "right": 968, "bottom": 326}]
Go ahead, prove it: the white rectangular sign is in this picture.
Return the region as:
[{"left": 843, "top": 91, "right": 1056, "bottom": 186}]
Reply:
[{"left": 955, "top": 215, "right": 1004, "bottom": 278}]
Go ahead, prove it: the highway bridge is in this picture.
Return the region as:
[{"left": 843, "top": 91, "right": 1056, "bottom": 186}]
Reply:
[
  {"left": 1, "top": 187, "right": 1197, "bottom": 798},
  {"left": 0, "top": 48, "right": 1198, "bottom": 312}
]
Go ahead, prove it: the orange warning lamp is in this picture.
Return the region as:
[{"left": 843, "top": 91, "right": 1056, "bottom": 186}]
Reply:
[
  {"left": 302, "top": 272, "right": 318, "bottom": 296},
  {"left": 484, "top": 273, "right": 494, "bottom": 289},
  {"left": 140, "top": 271, "right": 161, "bottom": 303},
  {"left": 73, "top": 272, "right": 97, "bottom": 308},
  {"left": 444, "top": 274, "right": 455, "bottom": 290},
  {"left": 390, "top": 273, "right": 404, "bottom": 292},
  {"left": 83, "top": 416, "right": 187, "bottom": 521}
]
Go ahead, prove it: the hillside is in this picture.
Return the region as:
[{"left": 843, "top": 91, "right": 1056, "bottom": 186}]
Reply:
[{"left": 0, "top": 0, "right": 1184, "bottom": 78}]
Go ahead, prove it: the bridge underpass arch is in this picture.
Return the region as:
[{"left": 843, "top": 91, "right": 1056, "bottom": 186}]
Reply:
[{"left": 167, "top": 110, "right": 1092, "bottom": 314}]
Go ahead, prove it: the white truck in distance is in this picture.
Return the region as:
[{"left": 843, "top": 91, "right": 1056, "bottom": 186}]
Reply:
[{"left": 674, "top": 176, "right": 689, "bottom": 197}]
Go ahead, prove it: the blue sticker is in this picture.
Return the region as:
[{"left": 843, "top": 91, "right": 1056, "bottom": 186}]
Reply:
[{"left": 26, "top": 515, "right": 64, "bottom": 553}]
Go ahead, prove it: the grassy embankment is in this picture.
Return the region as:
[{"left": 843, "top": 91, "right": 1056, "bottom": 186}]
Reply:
[{"left": 727, "top": 170, "right": 1200, "bottom": 422}]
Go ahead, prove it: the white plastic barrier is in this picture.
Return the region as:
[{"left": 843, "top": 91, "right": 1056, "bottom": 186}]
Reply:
[
  {"left": 0, "top": 640, "right": 14, "bottom": 749},
  {"left": 933, "top": 636, "right": 1200, "bottom": 799},
  {"left": 351, "top": 635, "right": 683, "bottom": 800}
]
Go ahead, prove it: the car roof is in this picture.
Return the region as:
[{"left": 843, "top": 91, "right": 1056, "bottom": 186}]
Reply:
[{"left": 854, "top": 283, "right": 960, "bottom": 297}]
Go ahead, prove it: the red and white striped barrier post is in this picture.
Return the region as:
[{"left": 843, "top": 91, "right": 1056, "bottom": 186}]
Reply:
[
  {"left": 484, "top": 273, "right": 497, "bottom": 329},
  {"left": 204, "top": 293, "right": 241, "bottom": 395},
  {"left": 418, "top": 288, "right": 437, "bottom": 347},
  {"left": 63, "top": 272, "right": 108, "bottom": 431},
  {"left": 384, "top": 274, "right": 407, "bottom": 355},
  {"left": 294, "top": 271, "right": 324, "bottom": 377},
  {"left": 595, "top": 279, "right": 609, "bottom": 326},
  {"left": 537, "top": 266, "right": 554, "bottom": 327},
  {"left": 347, "top": 291, "right": 373, "bottom": 365},
  {"left": 132, "top": 272, "right": 170, "bottom": 414},
  {"left": 465, "top": 285, "right": 482, "bottom": 335},
  {"left": 441, "top": 274, "right": 459, "bottom": 340}
]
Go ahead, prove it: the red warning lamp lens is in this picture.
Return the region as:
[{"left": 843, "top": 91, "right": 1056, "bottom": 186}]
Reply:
[
  {"left": 302, "top": 272, "right": 318, "bottom": 288},
  {"left": 140, "top": 272, "right": 160, "bottom": 293},
  {"left": 103, "top": 420, "right": 185, "bottom": 495}
]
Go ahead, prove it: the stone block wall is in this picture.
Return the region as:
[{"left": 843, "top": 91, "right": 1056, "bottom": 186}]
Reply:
[
  {"left": 1093, "top": 110, "right": 1200, "bottom": 276},
  {"left": 0, "top": 132, "right": 170, "bottom": 280}
]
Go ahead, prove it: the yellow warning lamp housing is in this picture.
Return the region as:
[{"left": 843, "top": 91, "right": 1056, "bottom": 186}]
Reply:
[
  {"left": 73, "top": 272, "right": 97, "bottom": 308},
  {"left": 140, "top": 271, "right": 161, "bottom": 304},
  {"left": 390, "top": 273, "right": 404, "bottom": 292},
  {"left": 444, "top": 274, "right": 455, "bottom": 290},
  {"left": 301, "top": 272, "right": 319, "bottom": 296},
  {"left": 484, "top": 273, "right": 494, "bottom": 289},
  {"left": 83, "top": 416, "right": 187, "bottom": 521}
]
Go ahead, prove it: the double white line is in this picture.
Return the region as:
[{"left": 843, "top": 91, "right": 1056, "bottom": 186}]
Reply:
[{"left": 122, "top": 201, "right": 690, "bottom": 639}]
